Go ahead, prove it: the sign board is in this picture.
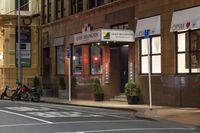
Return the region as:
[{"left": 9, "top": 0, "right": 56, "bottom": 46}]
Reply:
[
  {"left": 101, "top": 29, "right": 134, "bottom": 42},
  {"left": 135, "top": 15, "right": 160, "bottom": 38},
  {"left": 170, "top": 6, "right": 200, "bottom": 32},
  {"left": 74, "top": 30, "right": 101, "bottom": 45},
  {"left": 67, "top": 47, "right": 70, "bottom": 58},
  {"left": 16, "top": 26, "right": 31, "bottom": 67},
  {"left": 144, "top": 29, "right": 150, "bottom": 38}
]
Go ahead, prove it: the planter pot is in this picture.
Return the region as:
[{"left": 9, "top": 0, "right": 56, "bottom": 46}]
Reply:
[
  {"left": 127, "top": 95, "right": 139, "bottom": 104},
  {"left": 42, "top": 89, "right": 53, "bottom": 97},
  {"left": 94, "top": 93, "right": 104, "bottom": 101},
  {"left": 58, "top": 89, "right": 69, "bottom": 99}
]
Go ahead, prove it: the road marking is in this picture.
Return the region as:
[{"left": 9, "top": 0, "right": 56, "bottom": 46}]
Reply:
[
  {"left": 5, "top": 106, "right": 55, "bottom": 112},
  {"left": 0, "top": 109, "right": 53, "bottom": 124},
  {"left": 27, "top": 111, "right": 102, "bottom": 118},
  {"left": 0, "top": 120, "right": 144, "bottom": 128},
  {"left": 56, "top": 127, "right": 197, "bottom": 133}
]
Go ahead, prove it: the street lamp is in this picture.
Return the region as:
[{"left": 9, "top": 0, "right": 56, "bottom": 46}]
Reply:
[{"left": 17, "top": 0, "right": 22, "bottom": 83}]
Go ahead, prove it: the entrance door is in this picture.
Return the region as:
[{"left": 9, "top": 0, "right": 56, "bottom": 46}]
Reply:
[
  {"left": 43, "top": 48, "right": 50, "bottom": 76},
  {"left": 120, "top": 46, "right": 128, "bottom": 93},
  {"left": 110, "top": 45, "right": 128, "bottom": 93}
]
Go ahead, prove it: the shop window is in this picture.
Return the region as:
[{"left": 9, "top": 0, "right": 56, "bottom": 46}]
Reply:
[
  {"left": 73, "top": 46, "right": 83, "bottom": 74},
  {"left": 90, "top": 45, "right": 102, "bottom": 75},
  {"left": 55, "top": 0, "right": 64, "bottom": 19},
  {"left": 71, "top": 0, "right": 83, "bottom": 14},
  {"left": 56, "top": 46, "right": 64, "bottom": 75},
  {"left": 88, "top": 0, "right": 104, "bottom": 9},
  {"left": 140, "top": 36, "right": 161, "bottom": 74},
  {"left": 177, "top": 30, "right": 200, "bottom": 73},
  {"left": 16, "top": 0, "right": 29, "bottom": 11}
]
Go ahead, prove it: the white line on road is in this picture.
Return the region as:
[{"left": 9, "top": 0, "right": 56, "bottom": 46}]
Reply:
[
  {"left": 0, "top": 120, "right": 144, "bottom": 128},
  {"left": 0, "top": 109, "right": 53, "bottom": 124},
  {"left": 56, "top": 127, "right": 197, "bottom": 133}
]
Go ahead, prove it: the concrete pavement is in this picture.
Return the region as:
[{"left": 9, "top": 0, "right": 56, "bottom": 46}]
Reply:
[{"left": 40, "top": 97, "right": 200, "bottom": 126}]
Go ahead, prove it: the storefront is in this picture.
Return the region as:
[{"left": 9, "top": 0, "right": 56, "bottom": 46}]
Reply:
[{"left": 71, "top": 24, "right": 135, "bottom": 100}]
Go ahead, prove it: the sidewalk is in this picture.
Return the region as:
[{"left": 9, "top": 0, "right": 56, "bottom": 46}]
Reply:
[{"left": 40, "top": 97, "right": 200, "bottom": 126}]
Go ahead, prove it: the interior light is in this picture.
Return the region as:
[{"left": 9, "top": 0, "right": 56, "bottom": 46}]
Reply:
[{"left": 73, "top": 56, "right": 76, "bottom": 60}]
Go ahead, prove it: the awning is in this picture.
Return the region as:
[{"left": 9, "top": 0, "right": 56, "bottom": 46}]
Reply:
[
  {"left": 54, "top": 37, "right": 64, "bottom": 46},
  {"left": 73, "top": 29, "right": 134, "bottom": 45},
  {"left": 135, "top": 15, "right": 160, "bottom": 38},
  {"left": 170, "top": 6, "right": 200, "bottom": 32}
]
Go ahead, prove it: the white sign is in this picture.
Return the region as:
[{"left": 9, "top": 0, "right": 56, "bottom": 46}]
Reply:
[
  {"left": 74, "top": 30, "right": 101, "bottom": 45},
  {"left": 101, "top": 29, "right": 134, "bottom": 42},
  {"left": 135, "top": 15, "right": 160, "bottom": 38},
  {"left": 170, "top": 6, "right": 200, "bottom": 32}
]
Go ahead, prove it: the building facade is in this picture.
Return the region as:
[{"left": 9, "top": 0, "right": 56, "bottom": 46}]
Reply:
[
  {"left": 0, "top": 0, "right": 41, "bottom": 88},
  {"left": 40, "top": 0, "right": 200, "bottom": 107}
]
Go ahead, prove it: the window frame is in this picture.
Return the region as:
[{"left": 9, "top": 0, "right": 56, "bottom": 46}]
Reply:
[
  {"left": 73, "top": 45, "right": 83, "bottom": 75},
  {"left": 140, "top": 35, "right": 161, "bottom": 75},
  {"left": 71, "top": 0, "right": 83, "bottom": 15},
  {"left": 55, "top": 0, "right": 64, "bottom": 20},
  {"left": 89, "top": 44, "right": 103, "bottom": 75},
  {"left": 176, "top": 29, "right": 200, "bottom": 74},
  {"left": 16, "top": 0, "right": 29, "bottom": 11},
  {"left": 56, "top": 45, "right": 65, "bottom": 75}
]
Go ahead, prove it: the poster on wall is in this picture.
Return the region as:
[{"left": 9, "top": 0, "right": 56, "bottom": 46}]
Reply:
[{"left": 16, "top": 26, "right": 31, "bottom": 67}]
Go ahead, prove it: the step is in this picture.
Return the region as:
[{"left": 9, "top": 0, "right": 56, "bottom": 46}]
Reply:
[{"left": 110, "top": 97, "right": 127, "bottom": 102}]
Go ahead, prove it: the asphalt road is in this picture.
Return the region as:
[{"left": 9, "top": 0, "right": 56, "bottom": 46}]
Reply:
[{"left": 0, "top": 100, "right": 199, "bottom": 133}]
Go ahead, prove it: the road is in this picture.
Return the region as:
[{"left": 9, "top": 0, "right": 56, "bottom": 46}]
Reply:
[{"left": 0, "top": 100, "right": 199, "bottom": 133}]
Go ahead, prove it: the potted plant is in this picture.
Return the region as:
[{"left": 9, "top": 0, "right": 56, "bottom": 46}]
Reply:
[
  {"left": 93, "top": 78, "right": 104, "bottom": 101},
  {"left": 58, "top": 77, "right": 68, "bottom": 99},
  {"left": 124, "top": 80, "right": 139, "bottom": 104}
]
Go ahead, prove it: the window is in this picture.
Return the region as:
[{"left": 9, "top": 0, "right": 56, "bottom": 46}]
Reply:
[
  {"left": 16, "top": 0, "right": 29, "bottom": 11},
  {"left": 177, "top": 30, "right": 200, "bottom": 73},
  {"left": 42, "top": 0, "right": 51, "bottom": 24},
  {"left": 90, "top": 44, "right": 102, "bottom": 75},
  {"left": 73, "top": 46, "right": 82, "bottom": 74},
  {"left": 111, "top": 23, "right": 129, "bottom": 29},
  {"left": 71, "top": 0, "right": 83, "bottom": 14},
  {"left": 140, "top": 36, "right": 161, "bottom": 74},
  {"left": 55, "top": 0, "right": 64, "bottom": 19},
  {"left": 56, "top": 46, "right": 64, "bottom": 75},
  {"left": 88, "top": 0, "right": 104, "bottom": 9}
]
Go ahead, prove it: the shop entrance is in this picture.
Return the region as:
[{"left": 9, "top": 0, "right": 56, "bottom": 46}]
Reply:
[{"left": 110, "top": 45, "right": 128, "bottom": 93}]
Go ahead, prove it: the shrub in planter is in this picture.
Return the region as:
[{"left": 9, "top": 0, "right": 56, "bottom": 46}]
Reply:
[
  {"left": 58, "top": 77, "right": 68, "bottom": 98},
  {"left": 93, "top": 78, "right": 104, "bottom": 101},
  {"left": 124, "top": 80, "right": 140, "bottom": 104}
]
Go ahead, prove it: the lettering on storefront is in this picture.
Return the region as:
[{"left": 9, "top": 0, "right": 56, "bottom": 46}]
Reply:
[{"left": 171, "top": 23, "right": 185, "bottom": 31}]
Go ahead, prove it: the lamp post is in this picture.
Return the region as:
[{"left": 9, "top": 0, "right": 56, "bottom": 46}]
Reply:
[{"left": 17, "top": 0, "right": 21, "bottom": 83}]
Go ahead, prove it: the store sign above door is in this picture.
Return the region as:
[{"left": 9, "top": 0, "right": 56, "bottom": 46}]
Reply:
[
  {"left": 74, "top": 29, "right": 135, "bottom": 45},
  {"left": 101, "top": 29, "right": 134, "bottom": 42}
]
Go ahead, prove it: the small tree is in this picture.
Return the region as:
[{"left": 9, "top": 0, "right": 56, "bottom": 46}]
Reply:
[
  {"left": 124, "top": 80, "right": 139, "bottom": 96},
  {"left": 93, "top": 78, "right": 103, "bottom": 94}
]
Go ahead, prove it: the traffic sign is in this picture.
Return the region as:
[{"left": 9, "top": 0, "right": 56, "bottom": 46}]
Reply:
[
  {"left": 67, "top": 47, "right": 70, "bottom": 58},
  {"left": 144, "top": 29, "right": 150, "bottom": 38}
]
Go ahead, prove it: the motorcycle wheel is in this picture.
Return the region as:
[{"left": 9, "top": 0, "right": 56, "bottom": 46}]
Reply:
[
  {"left": 20, "top": 92, "right": 29, "bottom": 101},
  {"left": 31, "top": 93, "right": 40, "bottom": 102}
]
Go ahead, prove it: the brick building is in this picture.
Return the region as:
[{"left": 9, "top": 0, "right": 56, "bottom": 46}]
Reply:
[{"left": 40, "top": 0, "right": 200, "bottom": 107}]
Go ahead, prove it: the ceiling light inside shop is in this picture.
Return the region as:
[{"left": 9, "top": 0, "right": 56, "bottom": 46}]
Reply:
[{"left": 73, "top": 56, "right": 76, "bottom": 60}]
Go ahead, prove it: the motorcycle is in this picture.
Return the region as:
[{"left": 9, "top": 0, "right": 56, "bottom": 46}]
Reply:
[{"left": 11, "top": 84, "right": 41, "bottom": 102}]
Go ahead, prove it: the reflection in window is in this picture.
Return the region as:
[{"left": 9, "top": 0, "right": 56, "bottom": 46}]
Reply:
[
  {"left": 90, "top": 45, "right": 102, "bottom": 75},
  {"left": 73, "top": 46, "right": 82, "bottom": 74},
  {"left": 56, "top": 46, "right": 64, "bottom": 75},
  {"left": 140, "top": 36, "right": 161, "bottom": 74},
  {"left": 177, "top": 30, "right": 200, "bottom": 73}
]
